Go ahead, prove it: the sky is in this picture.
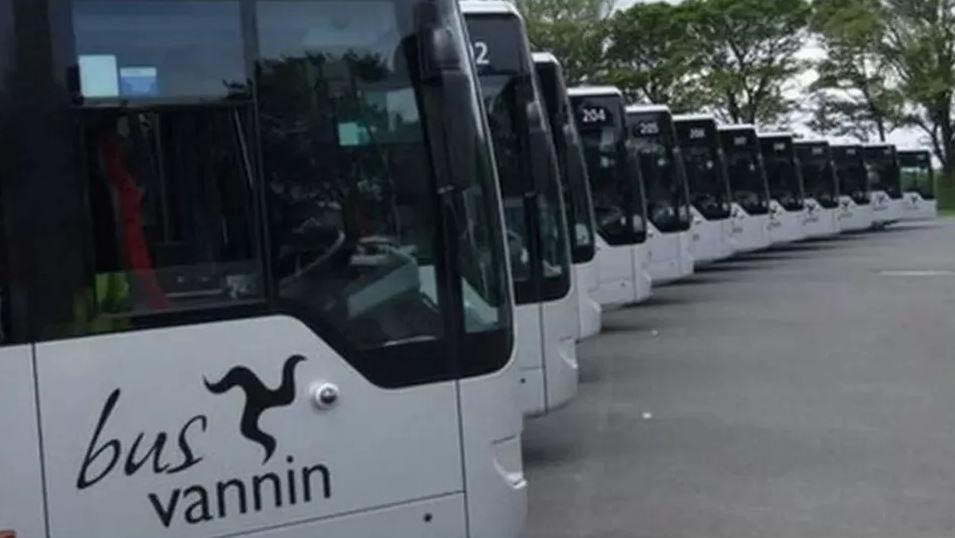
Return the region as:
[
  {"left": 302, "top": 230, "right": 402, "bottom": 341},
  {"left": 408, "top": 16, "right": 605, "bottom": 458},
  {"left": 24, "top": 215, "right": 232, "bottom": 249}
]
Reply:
[{"left": 613, "top": 0, "right": 928, "bottom": 151}]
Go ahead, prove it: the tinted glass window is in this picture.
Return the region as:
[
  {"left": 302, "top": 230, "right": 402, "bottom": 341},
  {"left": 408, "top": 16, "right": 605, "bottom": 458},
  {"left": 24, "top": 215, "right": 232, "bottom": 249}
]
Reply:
[
  {"left": 899, "top": 151, "right": 935, "bottom": 200},
  {"left": 466, "top": 13, "right": 571, "bottom": 303},
  {"left": 628, "top": 112, "right": 691, "bottom": 232},
  {"left": 864, "top": 147, "right": 903, "bottom": 199},
  {"left": 760, "top": 138, "right": 805, "bottom": 212},
  {"left": 720, "top": 129, "right": 770, "bottom": 216},
  {"left": 676, "top": 120, "right": 732, "bottom": 220},
  {"left": 65, "top": 2, "right": 264, "bottom": 338},
  {"left": 536, "top": 59, "right": 596, "bottom": 264},
  {"left": 796, "top": 144, "right": 840, "bottom": 209},
  {"left": 832, "top": 146, "right": 869, "bottom": 205},
  {"left": 74, "top": 1, "right": 246, "bottom": 100},
  {"left": 572, "top": 94, "right": 645, "bottom": 246}
]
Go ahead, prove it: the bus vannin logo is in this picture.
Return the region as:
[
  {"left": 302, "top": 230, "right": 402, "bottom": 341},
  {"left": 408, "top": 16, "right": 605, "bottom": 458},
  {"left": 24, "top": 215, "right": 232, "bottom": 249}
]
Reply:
[{"left": 204, "top": 355, "right": 306, "bottom": 464}]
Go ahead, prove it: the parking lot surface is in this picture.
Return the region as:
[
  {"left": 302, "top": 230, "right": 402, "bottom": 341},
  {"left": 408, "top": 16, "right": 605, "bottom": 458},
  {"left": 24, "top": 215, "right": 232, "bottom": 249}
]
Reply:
[{"left": 524, "top": 220, "right": 955, "bottom": 538}]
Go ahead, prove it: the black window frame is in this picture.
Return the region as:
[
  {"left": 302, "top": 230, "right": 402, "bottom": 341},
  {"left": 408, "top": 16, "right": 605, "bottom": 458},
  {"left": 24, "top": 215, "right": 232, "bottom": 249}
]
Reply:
[
  {"left": 898, "top": 150, "right": 936, "bottom": 200},
  {"left": 718, "top": 127, "right": 771, "bottom": 216},
  {"left": 795, "top": 142, "right": 841, "bottom": 209},
  {"left": 832, "top": 145, "right": 871, "bottom": 206},
  {"left": 759, "top": 135, "right": 806, "bottom": 212}
]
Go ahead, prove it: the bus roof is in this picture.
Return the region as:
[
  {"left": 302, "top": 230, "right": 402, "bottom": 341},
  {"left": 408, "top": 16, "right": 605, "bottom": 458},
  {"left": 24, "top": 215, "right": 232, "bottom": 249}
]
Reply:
[
  {"left": 460, "top": 0, "right": 521, "bottom": 18},
  {"left": 626, "top": 104, "right": 671, "bottom": 114},
  {"left": 532, "top": 51, "right": 559, "bottom": 65},
  {"left": 758, "top": 132, "right": 795, "bottom": 140},
  {"left": 673, "top": 113, "right": 717, "bottom": 123},
  {"left": 568, "top": 86, "right": 623, "bottom": 98},
  {"left": 718, "top": 123, "right": 757, "bottom": 132}
]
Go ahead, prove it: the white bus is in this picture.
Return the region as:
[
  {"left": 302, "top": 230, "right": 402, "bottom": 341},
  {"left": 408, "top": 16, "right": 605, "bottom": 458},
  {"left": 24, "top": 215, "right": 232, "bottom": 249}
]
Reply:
[
  {"left": 863, "top": 144, "right": 904, "bottom": 227},
  {"left": 1, "top": 1, "right": 528, "bottom": 537},
  {"left": 568, "top": 87, "right": 653, "bottom": 307},
  {"left": 626, "top": 105, "right": 695, "bottom": 284},
  {"left": 674, "top": 114, "right": 736, "bottom": 264},
  {"left": 759, "top": 133, "right": 808, "bottom": 244},
  {"left": 831, "top": 144, "right": 874, "bottom": 232},
  {"left": 718, "top": 125, "right": 773, "bottom": 252},
  {"left": 533, "top": 53, "right": 603, "bottom": 340},
  {"left": 462, "top": 2, "right": 579, "bottom": 416},
  {"left": 795, "top": 140, "right": 842, "bottom": 238},
  {"left": 898, "top": 149, "right": 938, "bottom": 221}
]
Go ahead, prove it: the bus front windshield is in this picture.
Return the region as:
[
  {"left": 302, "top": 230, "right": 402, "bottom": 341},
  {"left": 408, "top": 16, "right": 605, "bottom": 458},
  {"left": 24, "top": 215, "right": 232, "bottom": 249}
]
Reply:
[
  {"left": 677, "top": 121, "right": 732, "bottom": 220},
  {"left": 628, "top": 112, "right": 691, "bottom": 233},
  {"left": 761, "top": 138, "right": 805, "bottom": 211},
  {"left": 67, "top": 0, "right": 513, "bottom": 380},
  {"left": 466, "top": 13, "right": 571, "bottom": 304},
  {"left": 797, "top": 145, "right": 840, "bottom": 209},
  {"left": 864, "top": 147, "right": 903, "bottom": 199},
  {"left": 833, "top": 147, "right": 870, "bottom": 205},
  {"left": 899, "top": 151, "right": 935, "bottom": 200},
  {"left": 535, "top": 59, "right": 597, "bottom": 265},
  {"left": 720, "top": 130, "right": 770, "bottom": 215},
  {"left": 572, "top": 94, "right": 646, "bottom": 246}
]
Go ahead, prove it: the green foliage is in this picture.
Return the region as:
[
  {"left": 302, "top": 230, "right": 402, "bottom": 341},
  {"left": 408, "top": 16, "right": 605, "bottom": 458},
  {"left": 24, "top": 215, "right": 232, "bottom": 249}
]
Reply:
[
  {"left": 605, "top": 2, "right": 704, "bottom": 111},
  {"left": 879, "top": 0, "right": 955, "bottom": 178},
  {"left": 684, "top": 0, "right": 811, "bottom": 125},
  {"left": 515, "top": 0, "right": 615, "bottom": 84},
  {"left": 809, "top": 0, "right": 904, "bottom": 142}
]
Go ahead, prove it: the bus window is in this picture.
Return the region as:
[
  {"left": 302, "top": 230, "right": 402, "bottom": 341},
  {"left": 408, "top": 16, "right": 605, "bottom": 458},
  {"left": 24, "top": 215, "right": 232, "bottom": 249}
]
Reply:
[
  {"left": 899, "top": 151, "right": 935, "bottom": 200},
  {"left": 465, "top": 12, "right": 572, "bottom": 304},
  {"left": 70, "top": 1, "right": 263, "bottom": 335},
  {"left": 676, "top": 119, "right": 732, "bottom": 220},
  {"left": 863, "top": 146, "right": 902, "bottom": 200},
  {"left": 796, "top": 143, "right": 840, "bottom": 209},
  {"left": 760, "top": 136, "right": 805, "bottom": 211},
  {"left": 572, "top": 94, "right": 645, "bottom": 246},
  {"left": 832, "top": 146, "right": 869, "bottom": 206},
  {"left": 627, "top": 110, "right": 691, "bottom": 233},
  {"left": 535, "top": 57, "right": 597, "bottom": 265},
  {"left": 719, "top": 129, "right": 771, "bottom": 216}
]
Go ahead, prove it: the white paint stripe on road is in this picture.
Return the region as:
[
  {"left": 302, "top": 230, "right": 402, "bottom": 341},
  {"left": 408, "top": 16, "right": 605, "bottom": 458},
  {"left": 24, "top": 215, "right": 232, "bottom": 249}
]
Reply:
[{"left": 879, "top": 270, "right": 955, "bottom": 277}]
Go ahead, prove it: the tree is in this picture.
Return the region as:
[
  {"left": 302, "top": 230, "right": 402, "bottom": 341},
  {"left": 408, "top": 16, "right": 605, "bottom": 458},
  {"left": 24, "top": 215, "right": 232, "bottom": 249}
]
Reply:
[
  {"left": 515, "top": 0, "right": 615, "bottom": 84},
  {"left": 879, "top": 0, "right": 955, "bottom": 180},
  {"left": 605, "top": 2, "right": 704, "bottom": 111},
  {"left": 810, "top": 0, "right": 904, "bottom": 142},
  {"left": 685, "top": 0, "right": 811, "bottom": 125}
]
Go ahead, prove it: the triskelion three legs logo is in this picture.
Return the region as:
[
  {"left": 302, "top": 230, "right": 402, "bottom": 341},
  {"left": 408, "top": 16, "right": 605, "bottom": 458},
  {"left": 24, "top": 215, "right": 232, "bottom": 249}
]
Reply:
[{"left": 205, "top": 355, "right": 307, "bottom": 463}]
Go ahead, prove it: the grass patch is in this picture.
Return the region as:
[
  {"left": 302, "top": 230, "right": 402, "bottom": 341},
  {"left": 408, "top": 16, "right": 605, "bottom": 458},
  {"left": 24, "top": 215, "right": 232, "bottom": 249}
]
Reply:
[{"left": 937, "top": 178, "right": 955, "bottom": 216}]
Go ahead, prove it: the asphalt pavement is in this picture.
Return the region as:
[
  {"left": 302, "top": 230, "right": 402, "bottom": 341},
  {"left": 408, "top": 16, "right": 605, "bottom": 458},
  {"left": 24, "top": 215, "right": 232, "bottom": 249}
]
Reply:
[{"left": 524, "top": 219, "right": 955, "bottom": 538}]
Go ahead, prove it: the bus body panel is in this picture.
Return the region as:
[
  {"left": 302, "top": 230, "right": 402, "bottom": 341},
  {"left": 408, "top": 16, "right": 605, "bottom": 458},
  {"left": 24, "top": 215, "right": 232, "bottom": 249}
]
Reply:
[
  {"left": 729, "top": 204, "right": 772, "bottom": 252},
  {"left": 459, "top": 358, "right": 527, "bottom": 538},
  {"left": 802, "top": 198, "right": 840, "bottom": 238},
  {"left": 646, "top": 223, "right": 694, "bottom": 285},
  {"left": 870, "top": 190, "right": 902, "bottom": 226},
  {"left": 0, "top": 346, "right": 46, "bottom": 538},
  {"left": 238, "top": 493, "right": 466, "bottom": 538},
  {"left": 902, "top": 194, "right": 937, "bottom": 221},
  {"left": 35, "top": 317, "right": 464, "bottom": 538},
  {"left": 838, "top": 196, "right": 874, "bottom": 232},
  {"left": 690, "top": 207, "right": 735, "bottom": 265},
  {"left": 768, "top": 201, "right": 808, "bottom": 244},
  {"left": 541, "top": 291, "right": 579, "bottom": 412},
  {"left": 514, "top": 304, "right": 547, "bottom": 416},
  {"left": 574, "top": 259, "right": 603, "bottom": 339},
  {"left": 593, "top": 235, "right": 639, "bottom": 308}
]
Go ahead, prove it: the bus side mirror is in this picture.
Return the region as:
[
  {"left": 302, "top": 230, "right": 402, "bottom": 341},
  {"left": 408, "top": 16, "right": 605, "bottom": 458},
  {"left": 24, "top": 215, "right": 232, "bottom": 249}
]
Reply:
[{"left": 416, "top": 2, "right": 463, "bottom": 82}]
